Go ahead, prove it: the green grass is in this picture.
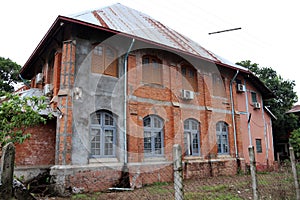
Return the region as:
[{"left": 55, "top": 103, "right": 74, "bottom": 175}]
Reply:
[
  {"left": 185, "top": 192, "right": 243, "bottom": 200},
  {"left": 199, "top": 184, "right": 228, "bottom": 192}
]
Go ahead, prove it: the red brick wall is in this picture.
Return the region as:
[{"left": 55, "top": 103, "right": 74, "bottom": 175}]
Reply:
[{"left": 15, "top": 118, "right": 56, "bottom": 166}]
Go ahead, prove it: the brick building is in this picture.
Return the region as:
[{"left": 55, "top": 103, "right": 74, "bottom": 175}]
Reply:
[{"left": 17, "top": 3, "right": 275, "bottom": 194}]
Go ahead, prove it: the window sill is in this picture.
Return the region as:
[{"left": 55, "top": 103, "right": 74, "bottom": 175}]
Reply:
[
  {"left": 89, "top": 157, "right": 119, "bottom": 164},
  {"left": 140, "top": 82, "right": 164, "bottom": 88},
  {"left": 184, "top": 156, "right": 203, "bottom": 161},
  {"left": 143, "top": 156, "right": 167, "bottom": 162}
]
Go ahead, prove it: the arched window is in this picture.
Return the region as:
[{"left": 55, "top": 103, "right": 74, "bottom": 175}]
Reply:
[
  {"left": 184, "top": 119, "right": 200, "bottom": 156},
  {"left": 216, "top": 121, "right": 229, "bottom": 154},
  {"left": 143, "top": 115, "right": 164, "bottom": 156},
  {"left": 90, "top": 110, "right": 116, "bottom": 157},
  {"left": 181, "top": 64, "right": 198, "bottom": 92},
  {"left": 91, "top": 44, "right": 118, "bottom": 77},
  {"left": 142, "top": 55, "right": 163, "bottom": 85}
]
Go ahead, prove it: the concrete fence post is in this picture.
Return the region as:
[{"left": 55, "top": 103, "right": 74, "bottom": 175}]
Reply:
[
  {"left": 0, "top": 142, "right": 15, "bottom": 199},
  {"left": 248, "top": 146, "right": 258, "bottom": 200},
  {"left": 289, "top": 147, "right": 300, "bottom": 200},
  {"left": 173, "top": 144, "right": 184, "bottom": 200}
]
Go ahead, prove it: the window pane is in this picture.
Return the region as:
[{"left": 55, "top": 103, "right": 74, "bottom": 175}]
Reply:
[
  {"left": 184, "top": 132, "right": 190, "bottom": 155},
  {"left": 154, "top": 132, "right": 162, "bottom": 154},
  {"left": 106, "top": 47, "right": 114, "bottom": 59},
  {"left": 192, "top": 133, "right": 199, "bottom": 154},
  {"left": 251, "top": 92, "right": 257, "bottom": 102},
  {"left": 143, "top": 117, "right": 151, "bottom": 127},
  {"left": 91, "top": 112, "right": 101, "bottom": 124},
  {"left": 191, "top": 121, "right": 198, "bottom": 130},
  {"left": 142, "top": 57, "right": 149, "bottom": 64},
  {"left": 94, "top": 46, "right": 103, "bottom": 55},
  {"left": 256, "top": 139, "right": 262, "bottom": 153},
  {"left": 91, "top": 129, "right": 101, "bottom": 156},
  {"left": 181, "top": 67, "right": 186, "bottom": 76},
  {"left": 105, "top": 114, "right": 113, "bottom": 126},
  {"left": 104, "top": 130, "right": 114, "bottom": 156},
  {"left": 154, "top": 117, "right": 161, "bottom": 128},
  {"left": 189, "top": 69, "right": 194, "bottom": 78},
  {"left": 144, "top": 131, "right": 152, "bottom": 154},
  {"left": 184, "top": 121, "right": 189, "bottom": 130}
]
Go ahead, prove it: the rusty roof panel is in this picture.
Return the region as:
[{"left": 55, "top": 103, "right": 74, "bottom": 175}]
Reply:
[{"left": 70, "top": 3, "right": 222, "bottom": 62}]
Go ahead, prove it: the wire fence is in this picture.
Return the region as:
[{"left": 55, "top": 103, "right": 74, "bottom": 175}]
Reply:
[{"left": 33, "top": 146, "right": 299, "bottom": 200}]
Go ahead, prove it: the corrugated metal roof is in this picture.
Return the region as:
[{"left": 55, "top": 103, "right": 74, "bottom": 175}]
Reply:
[
  {"left": 69, "top": 3, "right": 247, "bottom": 71},
  {"left": 286, "top": 105, "right": 300, "bottom": 114}
]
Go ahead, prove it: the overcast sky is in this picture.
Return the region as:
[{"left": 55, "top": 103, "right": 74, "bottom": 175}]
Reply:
[{"left": 1, "top": 0, "right": 299, "bottom": 104}]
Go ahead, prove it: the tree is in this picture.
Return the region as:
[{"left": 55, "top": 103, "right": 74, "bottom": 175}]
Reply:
[
  {"left": 0, "top": 93, "right": 48, "bottom": 147},
  {"left": 289, "top": 128, "right": 300, "bottom": 157},
  {"left": 236, "top": 60, "right": 299, "bottom": 144},
  {"left": 0, "top": 57, "right": 21, "bottom": 94}
]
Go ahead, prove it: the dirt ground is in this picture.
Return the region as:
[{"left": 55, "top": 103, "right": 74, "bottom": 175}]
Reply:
[{"left": 34, "top": 171, "right": 296, "bottom": 200}]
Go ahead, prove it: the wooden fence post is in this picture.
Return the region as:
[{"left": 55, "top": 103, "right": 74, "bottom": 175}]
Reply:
[
  {"left": 173, "top": 144, "right": 184, "bottom": 200},
  {"left": 289, "top": 147, "right": 300, "bottom": 200},
  {"left": 249, "top": 146, "right": 258, "bottom": 200},
  {"left": 0, "top": 142, "right": 15, "bottom": 199}
]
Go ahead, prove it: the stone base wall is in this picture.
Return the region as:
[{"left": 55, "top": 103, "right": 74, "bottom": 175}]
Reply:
[
  {"left": 50, "top": 161, "right": 173, "bottom": 195},
  {"left": 183, "top": 157, "right": 246, "bottom": 179}
]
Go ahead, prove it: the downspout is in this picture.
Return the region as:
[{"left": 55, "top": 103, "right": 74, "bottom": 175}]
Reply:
[
  {"left": 230, "top": 70, "right": 239, "bottom": 158},
  {"left": 123, "top": 38, "right": 135, "bottom": 164},
  {"left": 261, "top": 96, "right": 269, "bottom": 164},
  {"left": 244, "top": 79, "right": 252, "bottom": 146},
  {"left": 19, "top": 74, "right": 31, "bottom": 88}
]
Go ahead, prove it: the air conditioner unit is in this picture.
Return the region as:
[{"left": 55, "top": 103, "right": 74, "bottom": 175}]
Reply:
[
  {"left": 237, "top": 84, "right": 245, "bottom": 92},
  {"left": 253, "top": 102, "right": 261, "bottom": 109},
  {"left": 182, "top": 90, "right": 194, "bottom": 100},
  {"left": 44, "top": 84, "right": 53, "bottom": 96},
  {"left": 36, "top": 73, "right": 43, "bottom": 84}
]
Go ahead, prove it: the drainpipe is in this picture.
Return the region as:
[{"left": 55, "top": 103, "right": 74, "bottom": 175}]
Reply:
[
  {"left": 19, "top": 74, "right": 31, "bottom": 88},
  {"left": 261, "top": 96, "right": 269, "bottom": 164},
  {"left": 244, "top": 79, "right": 252, "bottom": 146},
  {"left": 230, "top": 70, "right": 239, "bottom": 158},
  {"left": 123, "top": 38, "right": 135, "bottom": 164}
]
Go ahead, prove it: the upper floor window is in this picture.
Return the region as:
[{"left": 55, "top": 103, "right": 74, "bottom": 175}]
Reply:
[
  {"left": 256, "top": 139, "right": 262, "bottom": 153},
  {"left": 142, "top": 55, "right": 163, "bottom": 85},
  {"left": 212, "top": 73, "right": 226, "bottom": 97},
  {"left": 143, "top": 115, "right": 164, "bottom": 157},
  {"left": 251, "top": 92, "right": 258, "bottom": 103},
  {"left": 90, "top": 110, "right": 116, "bottom": 158},
  {"left": 216, "top": 121, "right": 229, "bottom": 154},
  {"left": 184, "top": 119, "right": 200, "bottom": 156},
  {"left": 91, "top": 44, "right": 118, "bottom": 77},
  {"left": 181, "top": 64, "right": 198, "bottom": 91}
]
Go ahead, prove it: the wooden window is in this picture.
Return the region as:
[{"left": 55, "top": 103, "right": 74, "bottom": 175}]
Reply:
[
  {"left": 181, "top": 64, "right": 197, "bottom": 91},
  {"left": 212, "top": 73, "right": 226, "bottom": 97},
  {"left": 184, "top": 119, "right": 200, "bottom": 156},
  {"left": 143, "top": 115, "right": 164, "bottom": 157},
  {"left": 90, "top": 111, "right": 116, "bottom": 157},
  {"left": 216, "top": 121, "right": 229, "bottom": 154},
  {"left": 256, "top": 139, "right": 262, "bottom": 153},
  {"left": 142, "top": 55, "right": 162, "bottom": 85},
  {"left": 91, "top": 44, "right": 118, "bottom": 77}
]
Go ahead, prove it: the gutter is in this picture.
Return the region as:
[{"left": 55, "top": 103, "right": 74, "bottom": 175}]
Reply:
[
  {"left": 123, "top": 38, "right": 135, "bottom": 164},
  {"left": 230, "top": 70, "right": 239, "bottom": 158}
]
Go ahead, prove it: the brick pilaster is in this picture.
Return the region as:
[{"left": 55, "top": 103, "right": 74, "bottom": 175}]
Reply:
[{"left": 56, "top": 40, "right": 76, "bottom": 165}]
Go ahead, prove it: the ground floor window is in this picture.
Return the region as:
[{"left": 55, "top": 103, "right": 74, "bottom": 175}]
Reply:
[
  {"left": 90, "top": 110, "right": 116, "bottom": 157},
  {"left": 184, "top": 118, "right": 200, "bottom": 156}
]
